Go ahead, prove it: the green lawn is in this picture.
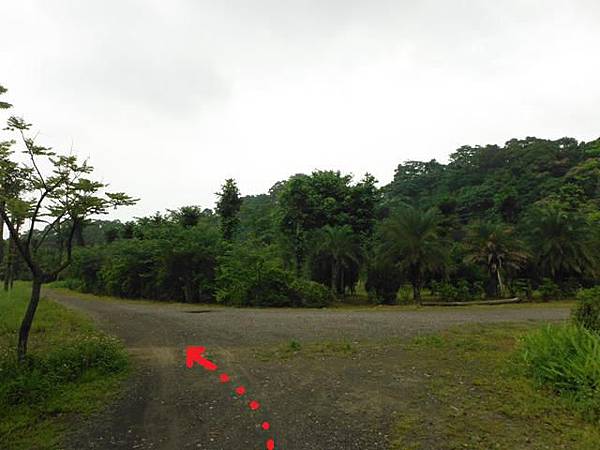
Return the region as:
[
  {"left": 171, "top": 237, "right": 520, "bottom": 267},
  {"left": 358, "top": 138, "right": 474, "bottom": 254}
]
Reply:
[
  {"left": 0, "top": 282, "right": 128, "bottom": 450},
  {"left": 391, "top": 324, "right": 600, "bottom": 450}
]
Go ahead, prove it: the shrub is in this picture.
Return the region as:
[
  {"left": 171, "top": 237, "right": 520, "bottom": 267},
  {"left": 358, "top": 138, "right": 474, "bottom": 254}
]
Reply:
[
  {"left": 431, "top": 280, "right": 483, "bottom": 302},
  {"left": 365, "top": 257, "right": 402, "bottom": 304},
  {"left": 573, "top": 287, "right": 600, "bottom": 333},
  {"left": 290, "top": 279, "right": 334, "bottom": 308},
  {"left": 539, "top": 278, "right": 562, "bottom": 301},
  {"left": 0, "top": 335, "right": 127, "bottom": 407},
  {"left": 519, "top": 324, "right": 600, "bottom": 422}
]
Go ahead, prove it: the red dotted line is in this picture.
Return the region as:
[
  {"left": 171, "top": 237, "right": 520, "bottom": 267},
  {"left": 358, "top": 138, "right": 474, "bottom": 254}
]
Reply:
[{"left": 214, "top": 365, "right": 275, "bottom": 449}]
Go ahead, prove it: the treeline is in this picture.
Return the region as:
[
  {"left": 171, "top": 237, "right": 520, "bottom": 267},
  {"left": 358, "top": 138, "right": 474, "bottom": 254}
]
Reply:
[{"left": 9, "top": 137, "right": 600, "bottom": 306}]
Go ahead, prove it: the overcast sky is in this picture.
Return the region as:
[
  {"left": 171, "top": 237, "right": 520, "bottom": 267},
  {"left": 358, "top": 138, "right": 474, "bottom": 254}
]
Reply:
[{"left": 1, "top": 0, "right": 599, "bottom": 220}]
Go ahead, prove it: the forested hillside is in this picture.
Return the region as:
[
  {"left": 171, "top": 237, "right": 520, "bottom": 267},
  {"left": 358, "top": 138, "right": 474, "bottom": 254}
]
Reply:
[{"left": 7, "top": 137, "right": 600, "bottom": 306}]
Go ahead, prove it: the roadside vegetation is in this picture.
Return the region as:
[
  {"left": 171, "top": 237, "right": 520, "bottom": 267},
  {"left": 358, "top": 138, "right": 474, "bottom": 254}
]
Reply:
[
  {"left": 395, "top": 287, "right": 599, "bottom": 449},
  {"left": 22, "top": 138, "right": 599, "bottom": 309},
  {"left": 0, "top": 282, "right": 128, "bottom": 450},
  {"left": 391, "top": 317, "right": 600, "bottom": 449}
]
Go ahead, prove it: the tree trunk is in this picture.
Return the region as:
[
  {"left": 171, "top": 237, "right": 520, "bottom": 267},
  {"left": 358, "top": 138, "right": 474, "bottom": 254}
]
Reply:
[
  {"left": 0, "top": 202, "right": 4, "bottom": 267},
  {"left": 74, "top": 220, "right": 85, "bottom": 247},
  {"left": 340, "top": 268, "right": 345, "bottom": 297},
  {"left": 488, "top": 270, "right": 499, "bottom": 298},
  {"left": 330, "top": 260, "right": 336, "bottom": 292},
  {"left": 18, "top": 277, "right": 43, "bottom": 363},
  {"left": 183, "top": 278, "right": 194, "bottom": 303},
  {"left": 3, "top": 238, "right": 13, "bottom": 291},
  {"left": 412, "top": 283, "right": 421, "bottom": 304}
]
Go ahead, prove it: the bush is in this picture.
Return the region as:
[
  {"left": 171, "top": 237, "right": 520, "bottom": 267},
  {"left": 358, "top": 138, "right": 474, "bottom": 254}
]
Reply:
[
  {"left": 290, "top": 279, "right": 334, "bottom": 308},
  {"left": 539, "top": 278, "right": 562, "bottom": 301},
  {"left": 0, "top": 335, "right": 127, "bottom": 406},
  {"left": 366, "top": 257, "right": 402, "bottom": 304},
  {"left": 519, "top": 324, "right": 600, "bottom": 422},
  {"left": 573, "top": 287, "right": 600, "bottom": 333},
  {"left": 431, "top": 280, "right": 483, "bottom": 302}
]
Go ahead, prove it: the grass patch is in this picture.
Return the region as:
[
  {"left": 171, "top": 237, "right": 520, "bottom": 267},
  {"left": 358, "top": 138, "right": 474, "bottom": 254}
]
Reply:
[
  {"left": 256, "top": 339, "right": 357, "bottom": 361},
  {"left": 0, "top": 282, "right": 128, "bottom": 450},
  {"left": 518, "top": 324, "right": 600, "bottom": 422},
  {"left": 392, "top": 324, "right": 600, "bottom": 450}
]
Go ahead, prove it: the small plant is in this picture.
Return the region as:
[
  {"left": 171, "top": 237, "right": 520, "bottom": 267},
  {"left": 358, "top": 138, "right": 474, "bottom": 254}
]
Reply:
[
  {"left": 288, "top": 340, "right": 302, "bottom": 352},
  {"left": 573, "top": 287, "right": 600, "bottom": 334},
  {"left": 539, "top": 278, "right": 562, "bottom": 301},
  {"left": 398, "top": 286, "right": 412, "bottom": 303}
]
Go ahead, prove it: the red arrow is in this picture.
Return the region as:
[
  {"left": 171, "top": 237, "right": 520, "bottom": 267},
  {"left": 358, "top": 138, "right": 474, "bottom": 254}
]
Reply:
[{"left": 186, "top": 346, "right": 218, "bottom": 371}]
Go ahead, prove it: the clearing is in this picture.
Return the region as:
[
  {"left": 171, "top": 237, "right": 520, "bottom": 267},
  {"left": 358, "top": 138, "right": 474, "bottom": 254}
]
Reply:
[{"left": 44, "top": 288, "right": 598, "bottom": 450}]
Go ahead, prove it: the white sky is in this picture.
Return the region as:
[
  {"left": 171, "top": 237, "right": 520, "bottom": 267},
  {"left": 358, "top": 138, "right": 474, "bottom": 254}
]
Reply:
[{"left": 1, "top": 0, "right": 599, "bottom": 220}]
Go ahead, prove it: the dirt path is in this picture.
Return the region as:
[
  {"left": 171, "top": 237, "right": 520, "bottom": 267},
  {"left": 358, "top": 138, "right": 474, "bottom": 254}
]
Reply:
[{"left": 46, "top": 289, "right": 569, "bottom": 450}]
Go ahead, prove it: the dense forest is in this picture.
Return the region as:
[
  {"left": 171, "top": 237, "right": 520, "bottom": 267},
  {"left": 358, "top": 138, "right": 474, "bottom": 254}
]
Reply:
[{"left": 6, "top": 135, "right": 598, "bottom": 307}]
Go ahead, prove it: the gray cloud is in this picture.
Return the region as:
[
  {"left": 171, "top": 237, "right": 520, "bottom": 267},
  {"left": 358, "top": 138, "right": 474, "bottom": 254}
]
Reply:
[{"left": 1, "top": 1, "right": 599, "bottom": 220}]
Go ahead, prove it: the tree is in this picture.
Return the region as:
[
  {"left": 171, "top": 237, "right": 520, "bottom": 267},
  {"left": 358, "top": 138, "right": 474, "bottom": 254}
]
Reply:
[
  {"left": 168, "top": 205, "right": 204, "bottom": 229},
  {"left": 216, "top": 179, "right": 242, "bottom": 241},
  {"left": 278, "top": 171, "right": 379, "bottom": 275},
  {"left": 380, "top": 207, "right": 447, "bottom": 303},
  {"left": 0, "top": 115, "right": 136, "bottom": 362},
  {"left": 464, "top": 222, "right": 528, "bottom": 298},
  {"left": 315, "top": 225, "right": 361, "bottom": 294},
  {"left": 0, "top": 85, "right": 13, "bottom": 282},
  {"left": 526, "top": 206, "right": 598, "bottom": 283}
]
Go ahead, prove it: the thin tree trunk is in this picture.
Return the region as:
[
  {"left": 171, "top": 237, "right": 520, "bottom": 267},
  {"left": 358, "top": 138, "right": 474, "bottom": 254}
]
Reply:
[
  {"left": 3, "top": 238, "right": 13, "bottom": 291},
  {"left": 74, "top": 220, "right": 85, "bottom": 247},
  {"left": 18, "top": 277, "right": 43, "bottom": 362},
  {"left": 183, "top": 278, "right": 194, "bottom": 303},
  {"left": 0, "top": 201, "right": 4, "bottom": 267},
  {"left": 412, "top": 283, "right": 421, "bottom": 304},
  {"left": 331, "top": 260, "right": 336, "bottom": 292},
  {"left": 340, "top": 267, "right": 345, "bottom": 297}
]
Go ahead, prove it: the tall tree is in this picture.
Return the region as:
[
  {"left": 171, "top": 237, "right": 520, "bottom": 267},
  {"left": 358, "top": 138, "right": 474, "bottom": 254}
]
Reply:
[
  {"left": 380, "top": 207, "right": 448, "bottom": 303},
  {"left": 0, "top": 85, "right": 13, "bottom": 278},
  {"left": 315, "top": 225, "right": 361, "bottom": 294},
  {"left": 0, "top": 115, "right": 136, "bottom": 362},
  {"left": 464, "top": 222, "right": 528, "bottom": 297},
  {"left": 526, "top": 206, "right": 598, "bottom": 283},
  {"left": 216, "top": 179, "right": 242, "bottom": 241}
]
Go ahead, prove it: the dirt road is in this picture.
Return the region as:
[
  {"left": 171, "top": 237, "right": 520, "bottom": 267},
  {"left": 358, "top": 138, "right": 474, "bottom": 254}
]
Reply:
[{"left": 46, "top": 289, "right": 569, "bottom": 450}]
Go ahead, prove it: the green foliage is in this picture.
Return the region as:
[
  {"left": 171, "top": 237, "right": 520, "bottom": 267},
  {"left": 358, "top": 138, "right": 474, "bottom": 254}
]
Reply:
[
  {"left": 312, "top": 225, "right": 361, "bottom": 294},
  {"left": 216, "top": 241, "right": 291, "bottom": 306},
  {"left": 289, "top": 278, "right": 334, "bottom": 308},
  {"left": 379, "top": 207, "right": 448, "bottom": 302},
  {"left": 1, "top": 336, "right": 127, "bottom": 405},
  {"left": 539, "top": 278, "right": 562, "bottom": 301},
  {"left": 464, "top": 221, "right": 528, "bottom": 298},
  {"left": 526, "top": 205, "right": 598, "bottom": 283},
  {"left": 64, "top": 219, "right": 223, "bottom": 302},
  {"left": 216, "top": 178, "right": 242, "bottom": 241},
  {"left": 0, "top": 282, "right": 128, "bottom": 449},
  {"left": 216, "top": 241, "right": 333, "bottom": 307},
  {"left": 431, "top": 280, "right": 483, "bottom": 301},
  {"left": 278, "top": 171, "right": 379, "bottom": 273},
  {"left": 0, "top": 84, "right": 12, "bottom": 109},
  {"left": 572, "top": 287, "right": 600, "bottom": 333},
  {"left": 518, "top": 325, "right": 600, "bottom": 422},
  {"left": 365, "top": 256, "right": 402, "bottom": 304}
]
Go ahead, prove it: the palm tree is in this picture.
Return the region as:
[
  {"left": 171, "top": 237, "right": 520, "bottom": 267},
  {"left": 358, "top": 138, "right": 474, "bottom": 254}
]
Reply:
[
  {"left": 527, "top": 206, "right": 597, "bottom": 282},
  {"left": 316, "top": 225, "right": 361, "bottom": 294},
  {"left": 464, "top": 221, "right": 528, "bottom": 298},
  {"left": 381, "top": 207, "right": 447, "bottom": 303}
]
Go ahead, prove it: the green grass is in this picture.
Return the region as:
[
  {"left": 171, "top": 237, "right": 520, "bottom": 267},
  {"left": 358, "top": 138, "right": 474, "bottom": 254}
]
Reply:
[
  {"left": 256, "top": 339, "right": 357, "bottom": 361},
  {"left": 0, "top": 282, "right": 128, "bottom": 450},
  {"left": 518, "top": 324, "right": 600, "bottom": 422},
  {"left": 391, "top": 324, "right": 600, "bottom": 450}
]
